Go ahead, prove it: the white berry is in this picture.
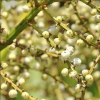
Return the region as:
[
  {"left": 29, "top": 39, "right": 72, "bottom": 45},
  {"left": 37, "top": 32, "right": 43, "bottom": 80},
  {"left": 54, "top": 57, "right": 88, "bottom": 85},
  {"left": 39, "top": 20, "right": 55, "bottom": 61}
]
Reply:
[
  {"left": 61, "top": 68, "right": 69, "bottom": 77},
  {"left": 18, "top": 78, "right": 25, "bottom": 85},
  {"left": 69, "top": 71, "right": 77, "bottom": 79},
  {"left": 66, "top": 30, "right": 73, "bottom": 38},
  {"left": 54, "top": 38, "right": 61, "bottom": 45},
  {"left": 73, "top": 58, "right": 82, "bottom": 66},
  {"left": 22, "top": 92, "right": 29, "bottom": 99},
  {"left": 1, "top": 83, "right": 7, "bottom": 90},
  {"left": 66, "top": 46, "right": 74, "bottom": 54},
  {"left": 85, "top": 74, "right": 93, "bottom": 84},
  {"left": 75, "top": 84, "right": 82, "bottom": 92},
  {"left": 1, "top": 62, "right": 8, "bottom": 69},
  {"left": 86, "top": 35, "right": 94, "bottom": 43},
  {"left": 76, "top": 39, "right": 84, "bottom": 45},
  {"left": 55, "top": 16, "right": 62, "bottom": 23},
  {"left": 82, "top": 69, "right": 89, "bottom": 77},
  {"left": 61, "top": 50, "right": 70, "bottom": 61},
  {"left": 9, "top": 89, "right": 17, "bottom": 98},
  {"left": 42, "top": 31, "right": 49, "bottom": 38}
]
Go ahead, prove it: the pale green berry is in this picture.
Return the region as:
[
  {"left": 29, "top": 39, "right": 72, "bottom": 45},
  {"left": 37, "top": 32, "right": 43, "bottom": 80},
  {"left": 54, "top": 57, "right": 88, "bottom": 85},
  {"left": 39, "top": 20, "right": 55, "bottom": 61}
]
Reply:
[
  {"left": 86, "top": 35, "right": 94, "bottom": 43},
  {"left": 18, "top": 78, "right": 25, "bottom": 85},
  {"left": 9, "top": 89, "right": 17, "bottom": 98},
  {"left": 91, "top": 9, "right": 97, "bottom": 15},
  {"left": 41, "top": 54, "right": 48, "bottom": 60},
  {"left": 23, "top": 5, "right": 30, "bottom": 12},
  {"left": 66, "top": 46, "right": 74, "bottom": 55},
  {"left": 13, "top": 66, "right": 20, "bottom": 72},
  {"left": 42, "top": 74, "right": 48, "bottom": 80},
  {"left": 66, "top": 30, "right": 74, "bottom": 38},
  {"left": 22, "top": 49, "right": 28, "bottom": 56},
  {"left": 1, "top": 83, "right": 7, "bottom": 90},
  {"left": 22, "top": 92, "right": 29, "bottom": 99},
  {"left": 42, "top": 31, "right": 49, "bottom": 38},
  {"left": 75, "top": 84, "right": 82, "bottom": 92},
  {"left": 61, "top": 14, "right": 67, "bottom": 21},
  {"left": 61, "top": 50, "right": 70, "bottom": 61},
  {"left": 9, "top": 43, "right": 16, "bottom": 50},
  {"left": 54, "top": 38, "right": 61, "bottom": 45},
  {"left": 2, "top": 12, "right": 8, "bottom": 18},
  {"left": 92, "top": 71, "right": 100, "bottom": 80},
  {"left": 69, "top": 71, "right": 77, "bottom": 79},
  {"left": 1, "top": 63, "right": 8, "bottom": 69},
  {"left": 56, "top": 16, "right": 62, "bottom": 23},
  {"left": 85, "top": 74, "right": 93, "bottom": 84},
  {"left": 76, "top": 39, "right": 84, "bottom": 45},
  {"left": 61, "top": 68, "right": 69, "bottom": 77},
  {"left": 23, "top": 71, "right": 30, "bottom": 79},
  {"left": 82, "top": 69, "right": 89, "bottom": 77}
]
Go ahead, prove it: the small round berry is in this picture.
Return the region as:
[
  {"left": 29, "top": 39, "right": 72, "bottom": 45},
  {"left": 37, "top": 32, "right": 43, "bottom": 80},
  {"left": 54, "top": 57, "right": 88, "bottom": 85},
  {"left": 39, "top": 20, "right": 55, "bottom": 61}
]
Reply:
[
  {"left": 61, "top": 68, "right": 69, "bottom": 77},
  {"left": 29, "top": 47, "right": 37, "bottom": 55},
  {"left": 82, "top": 69, "right": 89, "bottom": 77},
  {"left": 2, "top": 12, "right": 8, "bottom": 18},
  {"left": 18, "top": 78, "right": 25, "bottom": 85},
  {"left": 9, "top": 89, "right": 17, "bottom": 98},
  {"left": 23, "top": 5, "right": 30, "bottom": 12},
  {"left": 41, "top": 54, "right": 48, "bottom": 60},
  {"left": 1, "top": 83, "right": 7, "bottom": 90},
  {"left": 92, "top": 71, "right": 100, "bottom": 81},
  {"left": 61, "top": 50, "right": 70, "bottom": 61},
  {"left": 49, "top": 47, "right": 56, "bottom": 53},
  {"left": 66, "top": 46, "right": 74, "bottom": 55},
  {"left": 1, "top": 62, "right": 8, "bottom": 69},
  {"left": 13, "top": 66, "right": 20, "bottom": 72},
  {"left": 66, "top": 30, "right": 74, "bottom": 38},
  {"left": 55, "top": 16, "right": 62, "bottom": 23},
  {"left": 73, "top": 58, "right": 82, "bottom": 66},
  {"left": 23, "top": 71, "right": 30, "bottom": 79},
  {"left": 86, "top": 35, "right": 94, "bottom": 43},
  {"left": 69, "top": 71, "right": 77, "bottom": 79},
  {"left": 75, "top": 84, "right": 82, "bottom": 92},
  {"left": 42, "top": 74, "right": 48, "bottom": 80},
  {"left": 76, "top": 39, "right": 84, "bottom": 45},
  {"left": 22, "top": 92, "right": 29, "bottom": 99},
  {"left": 42, "top": 31, "right": 49, "bottom": 38},
  {"left": 22, "top": 49, "right": 28, "bottom": 56},
  {"left": 54, "top": 38, "right": 61, "bottom": 45},
  {"left": 85, "top": 74, "right": 93, "bottom": 84},
  {"left": 91, "top": 9, "right": 97, "bottom": 15}
]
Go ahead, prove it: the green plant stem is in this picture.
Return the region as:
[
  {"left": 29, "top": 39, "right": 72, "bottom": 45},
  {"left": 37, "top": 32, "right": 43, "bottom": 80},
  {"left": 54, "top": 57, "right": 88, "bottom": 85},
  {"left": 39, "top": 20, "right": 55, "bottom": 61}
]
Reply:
[
  {"left": 89, "top": 55, "right": 100, "bottom": 74},
  {"left": 71, "top": 1, "right": 93, "bottom": 35},
  {"left": 80, "top": 0, "right": 100, "bottom": 13},
  {"left": 0, "top": 71, "right": 36, "bottom": 100},
  {"left": 44, "top": 8, "right": 96, "bottom": 48}
]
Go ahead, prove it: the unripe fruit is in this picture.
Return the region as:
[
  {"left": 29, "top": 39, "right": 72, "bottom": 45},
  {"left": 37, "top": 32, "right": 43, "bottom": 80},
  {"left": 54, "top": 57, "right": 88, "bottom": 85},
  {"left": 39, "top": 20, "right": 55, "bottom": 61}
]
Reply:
[
  {"left": 42, "top": 74, "right": 48, "bottom": 80},
  {"left": 86, "top": 35, "right": 94, "bottom": 43},
  {"left": 66, "top": 30, "right": 74, "bottom": 38},
  {"left": 22, "top": 92, "right": 29, "bottom": 99},
  {"left": 1, "top": 62, "right": 8, "bottom": 69},
  {"left": 23, "top": 72, "right": 30, "bottom": 79},
  {"left": 9, "top": 43, "right": 16, "bottom": 50},
  {"left": 49, "top": 47, "right": 56, "bottom": 53},
  {"left": 1, "top": 83, "right": 7, "bottom": 90},
  {"left": 42, "top": 31, "right": 49, "bottom": 38},
  {"left": 73, "top": 58, "right": 82, "bottom": 66},
  {"left": 61, "top": 50, "right": 70, "bottom": 61},
  {"left": 91, "top": 9, "right": 97, "bottom": 15},
  {"left": 55, "top": 16, "right": 62, "bottom": 23},
  {"left": 93, "top": 71, "right": 100, "bottom": 80},
  {"left": 82, "top": 69, "right": 89, "bottom": 77},
  {"left": 66, "top": 46, "right": 74, "bottom": 55},
  {"left": 61, "top": 68, "right": 69, "bottom": 77},
  {"left": 23, "top": 5, "right": 30, "bottom": 12},
  {"left": 29, "top": 47, "right": 37, "bottom": 55},
  {"left": 75, "top": 84, "right": 82, "bottom": 92},
  {"left": 18, "top": 78, "right": 25, "bottom": 85},
  {"left": 2, "top": 12, "right": 8, "bottom": 18},
  {"left": 85, "top": 74, "right": 93, "bottom": 84},
  {"left": 41, "top": 54, "right": 48, "bottom": 60},
  {"left": 69, "top": 71, "right": 77, "bottom": 79},
  {"left": 13, "top": 66, "right": 20, "bottom": 72},
  {"left": 54, "top": 38, "right": 61, "bottom": 45},
  {"left": 22, "top": 49, "right": 28, "bottom": 56},
  {"left": 9, "top": 89, "right": 17, "bottom": 98},
  {"left": 76, "top": 39, "right": 84, "bottom": 45}
]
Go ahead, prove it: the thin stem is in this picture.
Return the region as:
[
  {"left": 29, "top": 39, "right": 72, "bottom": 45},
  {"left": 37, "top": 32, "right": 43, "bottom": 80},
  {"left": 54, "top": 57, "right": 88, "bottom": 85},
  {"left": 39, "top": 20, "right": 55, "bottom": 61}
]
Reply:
[
  {"left": 44, "top": 8, "right": 96, "bottom": 48},
  {"left": 80, "top": 0, "right": 100, "bottom": 13},
  {"left": 0, "top": 71, "right": 36, "bottom": 100},
  {"left": 89, "top": 55, "right": 100, "bottom": 74}
]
